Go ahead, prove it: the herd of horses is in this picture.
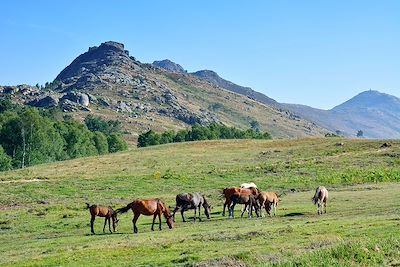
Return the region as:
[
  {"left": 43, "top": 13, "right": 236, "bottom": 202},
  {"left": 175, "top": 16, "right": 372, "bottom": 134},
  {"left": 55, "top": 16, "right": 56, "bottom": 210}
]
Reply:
[{"left": 86, "top": 183, "right": 329, "bottom": 234}]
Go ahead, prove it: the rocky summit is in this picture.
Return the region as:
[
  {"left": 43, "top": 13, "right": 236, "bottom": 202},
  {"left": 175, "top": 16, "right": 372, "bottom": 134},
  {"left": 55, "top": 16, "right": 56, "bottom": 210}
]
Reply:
[
  {"left": 0, "top": 41, "right": 326, "bottom": 139},
  {"left": 153, "top": 59, "right": 186, "bottom": 73}
]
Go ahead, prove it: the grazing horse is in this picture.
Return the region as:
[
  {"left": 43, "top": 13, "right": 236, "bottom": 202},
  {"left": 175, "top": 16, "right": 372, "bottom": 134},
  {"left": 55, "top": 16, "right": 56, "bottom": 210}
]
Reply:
[
  {"left": 312, "top": 186, "right": 328, "bottom": 215},
  {"left": 257, "top": 192, "right": 280, "bottom": 217},
  {"left": 172, "top": 192, "right": 211, "bottom": 222},
  {"left": 240, "top": 182, "right": 258, "bottom": 189},
  {"left": 86, "top": 203, "right": 119, "bottom": 234},
  {"left": 229, "top": 193, "right": 260, "bottom": 218},
  {"left": 222, "top": 187, "right": 259, "bottom": 216},
  {"left": 117, "top": 199, "right": 173, "bottom": 233}
]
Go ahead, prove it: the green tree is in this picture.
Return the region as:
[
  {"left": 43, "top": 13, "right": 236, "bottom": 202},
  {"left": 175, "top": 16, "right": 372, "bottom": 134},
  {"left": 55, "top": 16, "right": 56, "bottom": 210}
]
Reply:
[
  {"left": 55, "top": 121, "right": 98, "bottom": 159},
  {"left": 0, "top": 145, "right": 12, "bottom": 171},
  {"left": 137, "top": 130, "right": 160, "bottom": 147},
  {"left": 93, "top": 131, "right": 109, "bottom": 154},
  {"left": 107, "top": 134, "right": 128, "bottom": 152},
  {"left": 356, "top": 130, "right": 364, "bottom": 138}
]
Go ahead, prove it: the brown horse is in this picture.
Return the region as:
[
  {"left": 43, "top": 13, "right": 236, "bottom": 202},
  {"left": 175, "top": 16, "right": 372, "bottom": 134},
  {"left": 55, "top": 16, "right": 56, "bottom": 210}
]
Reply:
[
  {"left": 222, "top": 187, "right": 259, "bottom": 216},
  {"left": 257, "top": 192, "right": 280, "bottom": 217},
  {"left": 312, "top": 186, "right": 328, "bottom": 215},
  {"left": 229, "top": 193, "right": 260, "bottom": 218},
  {"left": 117, "top": 199, "right": 173, "bottom": 233},
  {"left": 86, "top": 203, "right": 119, "bottom": 234}
]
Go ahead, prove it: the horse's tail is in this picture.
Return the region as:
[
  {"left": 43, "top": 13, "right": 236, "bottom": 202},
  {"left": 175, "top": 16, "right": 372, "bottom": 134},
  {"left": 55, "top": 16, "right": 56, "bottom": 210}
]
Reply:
[
  {"left": 85, "top": 203, "right": 91, "bottom": 209},
  {"left": 312, "top": 187, "right": 321, "bottom": 205},
  {"left": 116, "top": 202, "right": 133, "bottom": 214}
]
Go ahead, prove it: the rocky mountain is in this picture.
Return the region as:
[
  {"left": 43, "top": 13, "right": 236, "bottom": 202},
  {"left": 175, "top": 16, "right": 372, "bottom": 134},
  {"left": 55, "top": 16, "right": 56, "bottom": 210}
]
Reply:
[
  {"left": 153, "top": 59, "right": 186, "bottom": 73},
  {"left": 283, "top": 90, "right": 400, "bottom": 139},
  {"left": 0, "top": 41, "right": 325, "bottom": 140},
  {"left": 152, "top": 60, "right": 278, "bottom": 107}
]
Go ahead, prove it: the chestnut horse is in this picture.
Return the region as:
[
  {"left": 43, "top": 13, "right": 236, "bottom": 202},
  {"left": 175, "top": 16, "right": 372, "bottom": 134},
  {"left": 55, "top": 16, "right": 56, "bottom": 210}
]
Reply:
[
  {"left": 312, "top": 186, "right": 328, "bottom": 215},
  {"left": 117, "top": 199, "right": 173, "bottom": 233},
  {"left": 86, "top": 203, "right": 119, "bottom": 234},
  {"left": 222, "top": 187, "right": 259, "bottom": 216},
  {"left": 257, "top": 192, "right": 280, "bottom": 217}
]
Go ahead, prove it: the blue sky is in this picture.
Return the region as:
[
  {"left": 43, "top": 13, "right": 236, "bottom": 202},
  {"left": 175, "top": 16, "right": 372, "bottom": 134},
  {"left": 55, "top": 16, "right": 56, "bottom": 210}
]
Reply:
[{"left": 1, "top": 1, "right": 399, "bottom": 109}]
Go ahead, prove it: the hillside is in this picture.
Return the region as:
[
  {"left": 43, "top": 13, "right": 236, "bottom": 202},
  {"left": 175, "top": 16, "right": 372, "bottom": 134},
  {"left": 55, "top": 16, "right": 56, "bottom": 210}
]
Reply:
[
  {"left": 0, "top": 41, "right": 325, "bottom": 140},
  {"left": 283, "top": 90, "right": 400, "bottom": 139},
  {"left": 0, "top": 139, "right": 399, "bottom": 266}
]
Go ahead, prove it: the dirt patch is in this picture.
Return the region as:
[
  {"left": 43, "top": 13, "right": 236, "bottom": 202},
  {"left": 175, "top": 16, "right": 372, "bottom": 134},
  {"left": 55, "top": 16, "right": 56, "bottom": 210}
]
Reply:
[
  {"left": 0, "top": 179, "right": 47, "bottom": 184},
  {"left": 196, "top": 256, "right": 247, "bottom": 267}
]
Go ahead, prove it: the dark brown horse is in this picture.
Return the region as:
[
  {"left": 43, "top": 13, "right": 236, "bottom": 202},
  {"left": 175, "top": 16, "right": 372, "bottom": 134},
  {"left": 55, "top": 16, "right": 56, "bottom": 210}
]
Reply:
[
  {"left": 229, "top": 193, "right": 260, "bottom": 218},
  {"left": 172, "top": 192, "right": 211, "bottom": 222},
  {"left": 86, "top": 203, "right": 119, "bottom": 234},
  {"left": 117, "top": 199, "right": 173, "bottom": 233},
  {"left": 222, "top": 187, "right": 259, "bottom": 216}
]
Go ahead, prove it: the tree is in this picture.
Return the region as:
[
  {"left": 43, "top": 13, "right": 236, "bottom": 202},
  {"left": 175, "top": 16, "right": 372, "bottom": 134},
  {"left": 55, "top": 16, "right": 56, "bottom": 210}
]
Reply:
[
  {"left": 107, "top": 134, "right": 128, "bottom": 152},
  {"left": 0, "top": 145, "right": 12, "bottom": 171},
  {"left": 137, "top": 130, "right": 160, "bottom": 147},
  {"left": 356, "top": 130, "right": 364, "bottom": 138},
  {"left": 93, "top": 131, "right": 109, "bottom": 154}
]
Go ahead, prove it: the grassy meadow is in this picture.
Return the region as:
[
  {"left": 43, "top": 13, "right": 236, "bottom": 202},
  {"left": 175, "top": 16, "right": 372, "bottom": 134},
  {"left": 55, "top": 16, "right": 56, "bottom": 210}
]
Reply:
[{"left": 0, "top": 138, "right": 399, "bottom": 266}]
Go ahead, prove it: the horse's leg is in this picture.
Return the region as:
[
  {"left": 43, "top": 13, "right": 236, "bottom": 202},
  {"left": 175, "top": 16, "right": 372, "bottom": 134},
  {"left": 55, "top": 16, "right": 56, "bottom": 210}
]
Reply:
[
  {"left": 181, "top": 209, "right": 186, "bottom": 222},
  {"left": 324, "top": 199, "right": 327, "bottom": 214},
  {"left": 158, "top": 211, "right": 162, "bottom": 231},
  {"left": 172, "top": 206, "right": 179, "bottom": 222},
  {"left": 241, "top": 203, "right": 247, "bottom": 218},
  {"left": 151, "top": 213, "right": 157, "bottom": 231},
  {"left": 90, "top": 215, "right": 95, "bottom": 234},
  {"left": 222, "top": 199, "right": 229, "bottom": 216},
  {"left": 198, "top": 206, "right": 202, "bottom": 221},
  {"left": 108, "top": 217, "right": 112, "bottom": 233},
  {"left": 193, "top": 207, "right": 197, "bottom": 221},
  {"left": 103, "top": 217, "right": 108, "bottom": 233},
  {"left": 133, "top": 214, "right": 140, "bottom": 233},
  {"left": 230, "top": 202, "right": 236, "bottom": 218},
  {"left": 274, "top": 203, "right": 277, "bottom": 216}
]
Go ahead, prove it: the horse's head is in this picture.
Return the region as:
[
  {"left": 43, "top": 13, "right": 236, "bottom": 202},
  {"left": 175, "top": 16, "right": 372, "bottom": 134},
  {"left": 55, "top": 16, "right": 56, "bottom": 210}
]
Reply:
[
  {"left": 203, "top": 203, "right": 211, "bottom": 219},
  {"left": 112, "top": 213, "right": 119, "bottom": 232},
  {"left": 166, "top": 215, "right": 174, "bottom": 229}
]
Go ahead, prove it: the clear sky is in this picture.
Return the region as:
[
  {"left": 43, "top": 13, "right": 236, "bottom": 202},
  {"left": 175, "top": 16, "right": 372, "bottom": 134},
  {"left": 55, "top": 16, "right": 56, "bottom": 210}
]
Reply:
[{"left": 1, "top": 1, "right": 399, "bottom": 109}]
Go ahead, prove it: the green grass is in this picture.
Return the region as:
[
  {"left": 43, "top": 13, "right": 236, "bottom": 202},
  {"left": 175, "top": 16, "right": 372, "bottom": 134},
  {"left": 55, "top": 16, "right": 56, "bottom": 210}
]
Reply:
[{"left": 0, "top": 138, "right": 399, "bottom": 266}]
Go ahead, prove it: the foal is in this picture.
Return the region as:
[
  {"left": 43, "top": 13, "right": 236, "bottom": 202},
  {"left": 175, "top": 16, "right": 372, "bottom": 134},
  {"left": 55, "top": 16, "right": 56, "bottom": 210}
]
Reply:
[
  {"left": 312, "top": 186, "right": 328, "bottom": 215},
  {"left": 86, "top": 203, "right": 119, "bottom": 234},
  {"left": 257, "top": 192, "right": 280, "bottom": 217}
]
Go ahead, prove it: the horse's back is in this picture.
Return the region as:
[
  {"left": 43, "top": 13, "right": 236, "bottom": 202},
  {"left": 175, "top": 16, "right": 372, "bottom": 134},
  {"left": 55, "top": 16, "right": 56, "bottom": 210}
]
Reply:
[{"left": 132, "top": 199, "right": 159, "bottom": 215}]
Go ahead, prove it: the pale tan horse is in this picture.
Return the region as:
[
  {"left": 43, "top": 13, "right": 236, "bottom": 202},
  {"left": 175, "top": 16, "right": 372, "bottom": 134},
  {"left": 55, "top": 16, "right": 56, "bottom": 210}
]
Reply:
[
  {"left": 312, "top": 186, "right": 328, "bottom": 214},
  {"left": 257, "top": 192, "right": 280, "bottom": 217}
]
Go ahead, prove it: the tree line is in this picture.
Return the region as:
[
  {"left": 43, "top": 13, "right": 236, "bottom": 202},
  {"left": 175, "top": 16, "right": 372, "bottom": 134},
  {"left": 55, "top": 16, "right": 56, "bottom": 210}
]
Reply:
[
  {"left": 137, "top": 122, "right": 272, "bottom": 147},
  {"left": 0, "top": 99, "right": 127, "bottom": 171}
]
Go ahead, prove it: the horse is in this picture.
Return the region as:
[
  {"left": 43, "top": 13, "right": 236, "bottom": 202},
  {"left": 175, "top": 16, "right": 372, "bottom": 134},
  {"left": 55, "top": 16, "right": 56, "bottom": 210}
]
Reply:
[
  {"left": 222, "top": 187, "right": 259, "bottom": 216},
  {"left": 257, "top": 192, "right": 280, "bottom": 217},
  {"left": 229, "top": 193, "right": 260, "bottom": 218},
  {"left": 312, "top": 186, "right": 328, "bottom": 215},
  {"left": 172, "top": 192, "right": 211, "bottom": 222},
  {"left": 86, "top": 203, "right": 119, "bottom": 234},
  {"left": 117, "top": 199, "right": 173, "bottom": 233},
  {"left": 240, "top": 182, "right": 258, "bottom": 189}
]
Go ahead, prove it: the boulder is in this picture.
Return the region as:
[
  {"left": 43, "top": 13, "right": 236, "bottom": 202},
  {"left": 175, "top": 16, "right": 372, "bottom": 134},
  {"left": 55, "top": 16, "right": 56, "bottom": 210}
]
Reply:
[{"left": 27, "top": 95, "right": 59, "bottom": 108}]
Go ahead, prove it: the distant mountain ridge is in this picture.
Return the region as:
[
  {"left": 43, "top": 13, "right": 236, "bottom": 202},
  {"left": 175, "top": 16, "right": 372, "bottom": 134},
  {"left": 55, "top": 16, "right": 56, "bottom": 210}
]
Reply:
[
  {"left": 283, "top": 90, "right": 400, "bottom": 139},
  {"left": 153, "top": 59, "right": 400, "bottom": 139}
]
